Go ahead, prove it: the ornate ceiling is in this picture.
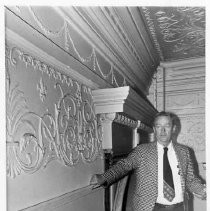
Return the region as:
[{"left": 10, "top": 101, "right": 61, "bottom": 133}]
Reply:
[{"left": 140, "top": 7, "right": 205, "bottom": 61}]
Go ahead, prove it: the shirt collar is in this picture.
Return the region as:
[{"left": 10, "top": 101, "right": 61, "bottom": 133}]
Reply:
[{"left": 157, "top": 141, "right": 173, "bottom": 151}]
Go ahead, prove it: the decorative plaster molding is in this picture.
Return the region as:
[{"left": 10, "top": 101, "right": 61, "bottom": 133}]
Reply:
[
  {"left": 103, "top": 7, "right": 149, "bottom": 77},
  {"left": 141, "top": 7, "right": 205, "bottom": 60},
  {"left": 166, "top": 92, "right": 204, "bottom": 108},
  {"left": 156, "top": 66, "right": 164, "bottom": 80},
  {"left": 100, "top": 113, "right": 116, "bottom": 123},
  {"left": 93, "top": 86, "right": 129, "bottom": 114},
  {"left": 138, "top": 122, "right": 153, "bottom": 133},
  {"left": 37, "top": 78, "right": 47, "bottom": 102},
  {"left": 159, "top": 58, "right": 205, "bottom": 84},
  {"left": 7, "top": 45, "right": 76, "bottom": 87},
  {"left": 64, "top": 6, "right": 152, "bottom": 90},
  {"left": 6, "top": 45, "right": 102, "bottom": 178},
  {"left": 159, "top": 80, "right": 205, "bottom": 93},
  {"left": 148, "top": 72, "right": 158, "bottom": 109},
  {"left": 160, "top": 57, "right": 205, "bottom": 69},
  {"left": 155, "top": 8, "right": 204, "bottom": 54},
  {"left": 27, "top": 6, "right": 127, "bottom": 88},
  {"left": 6, "top": 28, "right": 98, "bottom": 89},
  {"left": 152, "top": 73, "right": 158, "bottom": 109},
  {"left": 99, "top": 113, "right": 116, "bottom": 150},
  {"left": 127, "top": 7, "right": 157, "bottom": 65},
  {"left": 113, "top": 113, "right": 152, "bottom": 132},
  {"left": 165, "top": 108, "right": 205, "bottom": 117},
  {"left": 92, "top": 86, "right": 157, "bottom": 126},
  {"left": 114, "top": 113, "right": 138, "bottom": 129},
  {"left": 103, "top": 149, "right": 114, "bottom": 155},
  {"left": 178, "top": 118, "right": 205, "bottom": 153},
  {"left": 141, "top": 7, "right": 164, "bottom": 60}
]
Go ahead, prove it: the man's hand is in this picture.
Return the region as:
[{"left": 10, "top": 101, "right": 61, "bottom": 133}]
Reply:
[
  {"left": 193, "top": 192, "right": 206, "bottom": 200},
  {"left": 193, "top": 184, "right": 206, "bottom": 200},
  {"left": 90, "top": 174, "right": 105, "bottom": 189}
]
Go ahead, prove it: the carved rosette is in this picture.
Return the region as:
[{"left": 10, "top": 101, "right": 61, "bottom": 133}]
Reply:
[{"left": 6, "top": 45, "right": 102, "bottom": 178}]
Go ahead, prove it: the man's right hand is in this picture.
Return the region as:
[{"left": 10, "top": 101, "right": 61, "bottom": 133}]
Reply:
[{"left": 90, "top": 174, "right": 104, "bottom": 187}]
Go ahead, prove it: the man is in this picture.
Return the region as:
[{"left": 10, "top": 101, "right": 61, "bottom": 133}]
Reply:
[{"left": 90, "top": 111, "right": 206, "bottom": 211}]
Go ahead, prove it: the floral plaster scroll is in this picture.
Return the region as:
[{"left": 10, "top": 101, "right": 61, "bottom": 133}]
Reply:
[{"left": 6, "top": 45, "right": 102, "bottom": 178}]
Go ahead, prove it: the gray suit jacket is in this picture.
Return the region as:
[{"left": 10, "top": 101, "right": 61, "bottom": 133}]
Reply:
[{"left": 101, "top": 142, "right": 205, "bottom": 211}]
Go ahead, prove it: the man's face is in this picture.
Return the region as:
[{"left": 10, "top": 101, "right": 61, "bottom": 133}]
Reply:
[{"left": 153, "top": 115, "right": 174, "bottom": 146}]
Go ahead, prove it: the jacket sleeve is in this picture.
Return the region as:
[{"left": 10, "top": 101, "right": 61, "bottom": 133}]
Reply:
[
  {"left": 101, "top": 146, "right": 141, "bottom": 186},
  {"left": 185, "top": 147, "right": 206, "bottom": 196}
]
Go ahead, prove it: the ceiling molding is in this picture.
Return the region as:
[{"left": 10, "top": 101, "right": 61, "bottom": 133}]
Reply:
[
  {"left": 127, "top": 7, "right": 159, "bottom": 65},
  {"left": 140, "top": 7, "right": 164, "bottom": 60},
  {"left": 102, "top": 7, "right": 151, "bottom": 79}
]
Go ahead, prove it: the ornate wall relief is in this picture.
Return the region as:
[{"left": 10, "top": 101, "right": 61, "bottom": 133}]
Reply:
[
  {"left": 177, "top": 116, "right": 205, "bottom": 154},
  {"left": 166, "top": 92, "right": 203, "bottom": 108},
  {"left": 24, "top": 6, "right": 127, "bottom": 88},
  {"left": 6, "top": 44, "right": 102, "bottom": 178}
]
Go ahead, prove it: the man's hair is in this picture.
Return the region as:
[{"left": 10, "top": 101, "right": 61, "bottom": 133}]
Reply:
[{"left": 153, "top": 111, "right": 174, "bottom": 126}]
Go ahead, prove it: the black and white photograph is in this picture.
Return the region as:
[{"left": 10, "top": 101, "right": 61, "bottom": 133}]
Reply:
[{"left": 2, "top": 1, "right": 208, "bottom": 211}]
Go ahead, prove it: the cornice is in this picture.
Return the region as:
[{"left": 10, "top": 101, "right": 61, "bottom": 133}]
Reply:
[
  {"left": 92, "top": 86, "right": 157, "bottom": 126},
  {"left": 93, "top": 86, "right": 130, "bottom": 114}
]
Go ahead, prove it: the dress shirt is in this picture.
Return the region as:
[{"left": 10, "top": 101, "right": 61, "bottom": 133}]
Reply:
[{"left": 156, "top": 142, "right": 183, "bottom": 204}]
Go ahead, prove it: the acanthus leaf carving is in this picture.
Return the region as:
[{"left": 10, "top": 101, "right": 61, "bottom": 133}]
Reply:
[
  {"left": 37, "top": 78, "right": 47, "bottom": 102},
  {"left": 6, "top": 45, "right": 102, "bottom": 178}
]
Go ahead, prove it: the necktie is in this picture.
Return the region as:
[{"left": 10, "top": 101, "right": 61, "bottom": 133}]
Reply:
[{"left": 163, "top": 147, "right": 175, "bottom": 201}]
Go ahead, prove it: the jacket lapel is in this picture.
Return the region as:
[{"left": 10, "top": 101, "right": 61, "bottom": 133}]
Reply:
[{"left": 173, "top": 143, "right": 186, "bottom": 194}]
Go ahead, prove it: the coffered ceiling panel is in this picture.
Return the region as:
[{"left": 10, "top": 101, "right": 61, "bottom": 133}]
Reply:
[{"left": 140, "top": 7, "right": 205, "bottom": 61}]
